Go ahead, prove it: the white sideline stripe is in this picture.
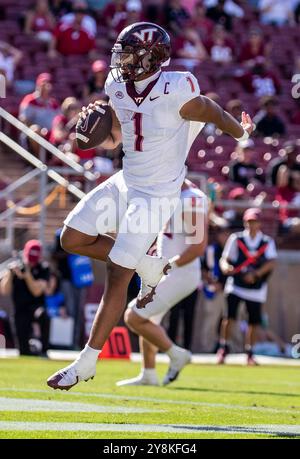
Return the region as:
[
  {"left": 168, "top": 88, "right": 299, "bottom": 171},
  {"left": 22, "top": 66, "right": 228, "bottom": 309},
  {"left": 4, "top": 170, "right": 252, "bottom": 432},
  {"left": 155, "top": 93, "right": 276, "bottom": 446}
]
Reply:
[
  {"left": 0, "top": 397, "right": 161, "bottom": 414},
  {"left": 1, "top": 349, "right": 300, "bottom": 367},
  {"left": 0, "top": 421, "right": 299, "bottom": 436},
  {"left": 0, "top": 389, "right": 299, "bottom": 416}
]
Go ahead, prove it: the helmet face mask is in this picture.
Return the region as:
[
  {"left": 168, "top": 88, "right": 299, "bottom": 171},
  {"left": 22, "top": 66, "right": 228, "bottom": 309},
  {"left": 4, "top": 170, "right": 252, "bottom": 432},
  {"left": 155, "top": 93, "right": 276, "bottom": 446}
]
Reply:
[{"left": 110, "top": 22, "right": 171, "bottom": 83}]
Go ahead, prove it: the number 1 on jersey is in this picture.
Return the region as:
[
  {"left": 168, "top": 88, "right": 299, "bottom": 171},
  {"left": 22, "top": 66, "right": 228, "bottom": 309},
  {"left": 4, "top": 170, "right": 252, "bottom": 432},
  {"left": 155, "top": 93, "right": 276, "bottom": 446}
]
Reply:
[{"left": 133, "top": 112, "right": 143, "bottom": 152}]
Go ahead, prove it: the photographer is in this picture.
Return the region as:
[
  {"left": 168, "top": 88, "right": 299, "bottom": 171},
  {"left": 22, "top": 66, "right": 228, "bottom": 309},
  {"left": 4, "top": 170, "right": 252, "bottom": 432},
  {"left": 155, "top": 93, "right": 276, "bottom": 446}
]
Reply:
[{"left": 0, "top": 240, "right": 50, "bottom": 356}]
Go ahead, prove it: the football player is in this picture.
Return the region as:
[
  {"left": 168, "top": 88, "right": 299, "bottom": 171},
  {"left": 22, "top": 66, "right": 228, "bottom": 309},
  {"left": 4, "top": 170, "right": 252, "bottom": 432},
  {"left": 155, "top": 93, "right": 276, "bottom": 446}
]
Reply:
[
  {"left": 47, "top": 22, "right": 254, "bottom": 390},
  {"left": 117, "top": 179, "right": 208, "bottom": 386}
]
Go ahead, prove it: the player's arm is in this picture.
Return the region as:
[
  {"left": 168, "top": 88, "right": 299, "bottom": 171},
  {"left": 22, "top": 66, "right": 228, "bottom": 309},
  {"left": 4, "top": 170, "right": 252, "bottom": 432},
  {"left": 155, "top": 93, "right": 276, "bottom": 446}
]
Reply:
[
  {"left": 180, "top": 95, "right": 254, "bottom": 140},
  {"left": 170, "top": 214, "right": 208, "bottom": 269},
  {"left": 219, "top": 234, "right": 237, "bottom": 275}
]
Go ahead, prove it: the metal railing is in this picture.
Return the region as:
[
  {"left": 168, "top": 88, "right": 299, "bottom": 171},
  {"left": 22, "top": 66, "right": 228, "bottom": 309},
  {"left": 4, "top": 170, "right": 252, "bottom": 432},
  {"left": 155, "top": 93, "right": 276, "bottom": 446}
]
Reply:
[{"left": 0, "top": 107, "right": 99, "bottom": 253}]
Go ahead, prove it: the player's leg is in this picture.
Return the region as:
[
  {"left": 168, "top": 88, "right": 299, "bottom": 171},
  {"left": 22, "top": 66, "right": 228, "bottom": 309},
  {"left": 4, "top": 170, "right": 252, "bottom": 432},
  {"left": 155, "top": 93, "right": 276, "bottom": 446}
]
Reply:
[
  {"left": 141, "top": 336, "right": 158, "bottom": 369},
  {"left": 47, "top": 258, "right": 135, "bottom": 390},
  {"left": 60, "top": 227, "right": 115, "bottom": 262},
  {"left": 217, "top": 293, "right": 240, "bottom": 364},
  {"left": 245, "top": 300, "right": 262, "bottom": 365},
  {"left": 117, "top": 271, "right": 195, "bottom": 386},
  {"left": 116, "top": 334, "right": 160, "bottom": 387}
]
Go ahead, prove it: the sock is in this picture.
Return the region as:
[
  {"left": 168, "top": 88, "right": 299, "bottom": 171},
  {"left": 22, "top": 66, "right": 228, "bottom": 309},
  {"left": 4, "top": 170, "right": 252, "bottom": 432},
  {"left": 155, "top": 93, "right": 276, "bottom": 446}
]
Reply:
[
  {"left": 76, "top": 344, "right": 101, "bottom": 369},
  {"left": 142, "top": 368, "right": 158, "bottom": 379},
  {"left": 166, "top": 344, "right": 182, "bottom": 360}
]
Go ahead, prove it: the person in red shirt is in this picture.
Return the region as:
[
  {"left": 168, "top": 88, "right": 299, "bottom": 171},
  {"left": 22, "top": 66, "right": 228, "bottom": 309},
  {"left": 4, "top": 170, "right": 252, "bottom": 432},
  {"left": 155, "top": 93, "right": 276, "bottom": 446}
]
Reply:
[
  {"left": 19, "top": 73, "right": 60, "bottom": 158},
  {"left": 172, "top": 28, "right": 207, "bottom": 65},
  {"left": 239, "top": 28, "right": 270, "bottom": 67},
  {"left": 48, "top": 7, "right": 96, "bottom": 57},
  {"left": 50, "top": 96, "right": 80, "bottom": 148},
  {"left": 236, "top": 57, "right": 281, "bottom": 97},
  {"left": 50, "top": 96, "right": 97, "bottom": 165},
  {"left": 24, "top": 0, "right": 56, "bottom": 43},
  {"left": 276, "top": 165, "right": 300, "bottom": 235},
  {"left": 204, "top": 24, "right": 235, "bottom": 64},
  {"left": 103, "top": 0, "right": 127, "bottom": 29}
]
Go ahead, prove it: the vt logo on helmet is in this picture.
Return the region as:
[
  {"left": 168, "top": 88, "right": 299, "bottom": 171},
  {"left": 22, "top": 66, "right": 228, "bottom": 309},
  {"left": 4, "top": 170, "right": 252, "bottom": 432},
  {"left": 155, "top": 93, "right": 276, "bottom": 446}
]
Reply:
[{"left": 110, "top": 22, "right": 171, "bottom": 83}]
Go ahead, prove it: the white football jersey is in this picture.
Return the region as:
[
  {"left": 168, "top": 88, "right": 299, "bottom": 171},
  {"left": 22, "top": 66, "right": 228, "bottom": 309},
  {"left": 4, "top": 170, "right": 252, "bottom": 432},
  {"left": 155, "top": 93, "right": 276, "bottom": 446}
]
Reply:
[
  {"left": 105, "top": 70, "right": 205, "bottom": 196},
  {"left": 157, "top": 186, "right": 208, "bottom": 274}
]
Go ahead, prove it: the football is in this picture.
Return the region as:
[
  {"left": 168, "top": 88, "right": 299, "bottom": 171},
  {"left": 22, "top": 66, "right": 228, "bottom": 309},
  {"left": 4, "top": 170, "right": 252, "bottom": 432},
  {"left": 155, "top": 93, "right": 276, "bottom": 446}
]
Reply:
[{"left": 76, "top": 104, "right": 112, "bottom": 150}]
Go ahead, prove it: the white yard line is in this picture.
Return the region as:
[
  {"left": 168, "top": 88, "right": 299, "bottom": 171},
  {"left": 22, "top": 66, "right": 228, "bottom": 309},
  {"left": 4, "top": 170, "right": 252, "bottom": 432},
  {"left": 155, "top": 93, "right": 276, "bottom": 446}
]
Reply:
[
  {"left": 0, "top": 421, "right": 299, "bottom": 436},
  {"left": 0, "top": 397, "right": 162, "bottom": 414},
  {"left": 0, "top": 388, "right": 299, "bottom": 416}
]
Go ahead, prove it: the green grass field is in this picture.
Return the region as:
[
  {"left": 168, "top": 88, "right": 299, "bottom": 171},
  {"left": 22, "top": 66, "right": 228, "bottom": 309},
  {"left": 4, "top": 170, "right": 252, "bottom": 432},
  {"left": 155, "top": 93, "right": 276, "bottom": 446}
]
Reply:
[{"left": 0, "top": 357, "right": 300, "bottom": 439}]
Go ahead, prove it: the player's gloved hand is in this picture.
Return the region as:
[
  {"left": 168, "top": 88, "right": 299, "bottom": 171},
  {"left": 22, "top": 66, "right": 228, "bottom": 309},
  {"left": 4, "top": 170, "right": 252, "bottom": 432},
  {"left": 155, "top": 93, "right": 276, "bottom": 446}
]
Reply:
[
  {"left": 237, "top": 111, "right": 255, "bottom": 141},
  {"left": 168, "top": 255, "right": 180, "bottom": 272},
  {"left": 79, "top": 101, "right": 107, "bottom": 121}
]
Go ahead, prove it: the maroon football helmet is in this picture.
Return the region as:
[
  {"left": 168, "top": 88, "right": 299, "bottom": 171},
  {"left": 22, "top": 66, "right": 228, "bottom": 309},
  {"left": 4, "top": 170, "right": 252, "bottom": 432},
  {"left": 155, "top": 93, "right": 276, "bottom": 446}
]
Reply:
[{"left": 111, "top": 22, "right": 171, "bottom": 83}]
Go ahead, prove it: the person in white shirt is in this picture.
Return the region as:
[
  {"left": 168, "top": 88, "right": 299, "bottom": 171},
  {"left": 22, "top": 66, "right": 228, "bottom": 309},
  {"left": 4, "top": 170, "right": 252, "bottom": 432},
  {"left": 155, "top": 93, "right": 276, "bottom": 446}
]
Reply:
[
  {"left": 258, "top": 0, "right": 296, "bottom": 26},
  {"left": 218, "top": 207, "right": 277, "bottom": 365}
]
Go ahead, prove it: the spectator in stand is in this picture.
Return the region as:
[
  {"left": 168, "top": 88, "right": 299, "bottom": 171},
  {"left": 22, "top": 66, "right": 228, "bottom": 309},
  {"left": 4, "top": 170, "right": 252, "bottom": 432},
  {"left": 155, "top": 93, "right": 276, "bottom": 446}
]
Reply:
[
  {"left": 0, "top": 240, "right": 51, "bottom": 356},
  {"left": 112, "top": 0, "right": 144, "bottom": 37},
  {"left": 254, "top": 96, "right": 286, "bottom": 137},
  {"left": 219, "top": 208, "right": 277, "bottom": 365},
  {"left": 60, "top": 0, "right": 97, "bottom": 37},
  {"left": 236, "top": 57, "right": 281, "bottom": 98},
  {"left": 226, "top": 98, "right": 243, "bottom": 121},
  {"left": 103, "top": 0, "right": 127, "bottom": 29},
  {"left": 82, "top": 59, "right": 108, "bottom": 101},
  {"left": 49, "top": 96, "right": 80, "bottom": 151},
  {"left": 267, "top": 141, "right": 300, "bottom": 186},
  {"left": 19, "top": 73, "right": 60, "bottom": 156},
  {"left": 24, "top": 0, "right": 56, "bottom": 43},
  {"left": 173, "top": 28, "right": 207, "bottom": 67},
  {"left": 48, "top": 2, "right": 96, "bottom": 57},
  {"left": 239, "top": 28, "right": 270, "bottom": 67},
  {"left": 205, "top": 0, "right": 244, "bottom": 31},
  {"left": 258, "top": 0, "right": 295, "bottom": 26},
  {"left": 204, "top": 24, "right": 235, "bottom": 64},
  {"left": 164, "top": 0, "right": 191, "bottom": 36},
  {"left": 228, "top": 139, "right": 263, "bottom": 187},
  {"left": 274, "top": 143, "right": 300, "bottom": 234},
  {"left": 189, "top": 1, "right": 214, "bottom": 40},
  {"left": 276, "top": 170, "right": 300, "bottom": 235},
  {"left": 0, "top": 41, "right": 22, "bottom": 88},
  {"left": 19, "top": 73, "right": 60, "bottom": 131}
]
